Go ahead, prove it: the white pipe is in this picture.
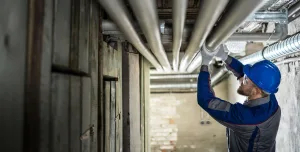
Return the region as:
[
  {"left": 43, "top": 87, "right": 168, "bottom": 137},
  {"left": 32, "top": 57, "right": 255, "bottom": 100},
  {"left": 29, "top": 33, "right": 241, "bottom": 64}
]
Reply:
[
  {"left": 179, "top": 0, "right": 229, "bottom": 72},
  {"left": 98, "top": 0, "right": 162, "bottom": 70},
  {"left": 128, "top": 0, "right": 171, "bottom": 71},
  {"left": 172, "top": 0, "right": 188, "bottom": 71}
]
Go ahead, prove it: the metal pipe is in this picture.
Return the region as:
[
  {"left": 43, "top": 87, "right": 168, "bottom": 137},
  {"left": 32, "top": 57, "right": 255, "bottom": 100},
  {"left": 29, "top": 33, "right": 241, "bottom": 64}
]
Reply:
[
  {"left": 212, "top": 32, "right": 300, "bottom": 86},
  {"left": 102, "top": 20, "right": 165, "bottom": 35},
  {"left": 128, "top": 0, "right": 171, "bottom": 71},
  {"left": 151, "top": 33, "right": 300, "bottom": 89},
  {"left": 206, "top": 0, "right": 269, "bottom": 51},
  {"left": 240, "top": 33, "right": 300, "bottom": 64},
  {"left": 179, "top": 0, "right": 229, "bottom": 72},
  {"left": 150, "top": 83, "right": 197, "bottom": 89},
  {"left": 98, "top": 0, "right": 162, "bottom": 70},
  {"left": 150, "top": 74, "right": 198, "bottom": 79},
  {"left": 228, "top": 33, "right": 282, "bottom": 41},
  {"left": 172, "top": 0, "right": 188, "bottom": 71},
  {"left": 288, "top": 1, "right": 300, "bottom": 22},
  {"left": 103, "top": 21, "right": 285, "bottom": 42},
  {"left": 187, "top": 24, "right": 288, "bottom": 73},
  {"left": 150, "top": 70, "right": 190, "bottom": 75}
]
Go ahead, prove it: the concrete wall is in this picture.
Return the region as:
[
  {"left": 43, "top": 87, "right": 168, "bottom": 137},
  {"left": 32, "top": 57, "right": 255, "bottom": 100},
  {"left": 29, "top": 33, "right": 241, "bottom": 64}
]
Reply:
[
  {"left": 149, "top": 80, "right": 228, "bottom": 152},
  {"left": 274, "top": 62, "right": 300, "bottom": 152}
]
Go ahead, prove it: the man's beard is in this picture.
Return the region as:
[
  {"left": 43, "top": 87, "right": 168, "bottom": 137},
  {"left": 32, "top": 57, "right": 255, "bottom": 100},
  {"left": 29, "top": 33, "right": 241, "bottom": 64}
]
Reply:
[{"left": 237, "top": 86, "right": 250, "bottom": 96}]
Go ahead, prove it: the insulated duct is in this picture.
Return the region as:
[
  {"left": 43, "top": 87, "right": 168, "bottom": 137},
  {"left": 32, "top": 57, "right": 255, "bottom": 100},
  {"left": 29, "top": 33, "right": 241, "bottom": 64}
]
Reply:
[
  {"left": 128, "top": 0, "right": 171, "bottom": 71},
  {"left": 172, "top": 0, "right": 188, "bottom": 71},
  {"left": 98, "top": 0, "right": 162, "bottom": 70},
  {"left": 151, "top": 30, "right": 297, "bottom": 90},
  {"left": 212, "top": 32, "right": 300, "bottom": 86},
  {"left": 179, "top": 0, "right": 229, "bottom": 72},
  {"left": 187, "top": 23, "right": 288, "bottom": 73},
  {"left": 240, "top": 33, "right": 300, "bottom": 64}
]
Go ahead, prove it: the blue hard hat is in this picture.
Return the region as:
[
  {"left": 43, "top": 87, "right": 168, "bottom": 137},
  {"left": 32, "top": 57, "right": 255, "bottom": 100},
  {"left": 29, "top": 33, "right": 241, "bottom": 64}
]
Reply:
[{"left": 243, "top": 60, "right": 281, "bottom": 94}]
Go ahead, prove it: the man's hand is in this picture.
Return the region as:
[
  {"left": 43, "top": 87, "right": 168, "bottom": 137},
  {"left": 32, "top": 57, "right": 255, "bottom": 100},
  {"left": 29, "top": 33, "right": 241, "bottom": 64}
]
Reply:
[
  {"left": 215, "top": 44, "right": 229, "bottom": 61},
  {"left": 201, "top": 47, "right": 214, "bottom": 66}
]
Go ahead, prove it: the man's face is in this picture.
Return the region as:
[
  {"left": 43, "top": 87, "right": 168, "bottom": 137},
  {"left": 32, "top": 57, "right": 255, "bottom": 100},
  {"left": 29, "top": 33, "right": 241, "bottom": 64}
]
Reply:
[{"left": 237, "top": 75, "right": 256, "bottom": 96}]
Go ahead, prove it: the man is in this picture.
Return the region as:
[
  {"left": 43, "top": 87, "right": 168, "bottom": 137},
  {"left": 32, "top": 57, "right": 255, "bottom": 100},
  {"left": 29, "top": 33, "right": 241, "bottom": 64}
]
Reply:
[{"left": 197, "top": 45, "right": 281, "bottom": 152}]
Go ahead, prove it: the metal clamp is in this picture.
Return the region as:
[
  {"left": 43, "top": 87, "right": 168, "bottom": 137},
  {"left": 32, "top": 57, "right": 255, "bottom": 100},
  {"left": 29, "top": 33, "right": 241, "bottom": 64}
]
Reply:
[{"left": 246, "top": 8, "right": 288, "bottom": 24}]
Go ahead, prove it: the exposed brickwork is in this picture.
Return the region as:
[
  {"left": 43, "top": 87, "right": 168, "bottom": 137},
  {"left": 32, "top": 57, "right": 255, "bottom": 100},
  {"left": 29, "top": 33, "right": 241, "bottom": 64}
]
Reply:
[{"left": 150, "top": 96, "right": 180, "bottom": 151}]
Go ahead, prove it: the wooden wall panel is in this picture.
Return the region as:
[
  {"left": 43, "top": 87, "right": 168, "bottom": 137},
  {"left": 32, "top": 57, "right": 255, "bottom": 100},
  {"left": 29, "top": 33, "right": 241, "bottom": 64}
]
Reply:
[
  {"left": 52, "top": 0, "right": 71, "bottom": 67},
  {"left": 51, "top": 74, "right": 70, "bottom": 152},
  {"left": 70, "top": 76, "right": 81, "bottom": 152},
  {"left": 0, "top": 0, "right": 28, "bottom": 151}
]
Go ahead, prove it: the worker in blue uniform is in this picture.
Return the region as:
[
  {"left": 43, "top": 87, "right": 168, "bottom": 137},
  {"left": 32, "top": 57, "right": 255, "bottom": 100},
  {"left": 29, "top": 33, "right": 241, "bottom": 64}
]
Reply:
[{"left": 197, "top": 45, "right": 281, "bottom": 152}]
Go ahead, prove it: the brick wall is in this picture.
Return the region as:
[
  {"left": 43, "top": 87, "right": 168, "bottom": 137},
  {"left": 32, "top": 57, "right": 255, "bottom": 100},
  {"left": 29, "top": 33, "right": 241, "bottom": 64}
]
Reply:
[
  {"left": 149, "top": 80, "right": 228, "bottom": 152},
  {"left": 149, "top": 96, "right": 180, "bottom": 151}
]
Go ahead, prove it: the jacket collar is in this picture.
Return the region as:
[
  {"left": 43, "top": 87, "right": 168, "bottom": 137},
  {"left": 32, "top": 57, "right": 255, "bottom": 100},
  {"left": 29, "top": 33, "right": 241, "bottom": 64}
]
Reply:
[{"left": 243, "top": 95, "right": 270, "bottom": 107}]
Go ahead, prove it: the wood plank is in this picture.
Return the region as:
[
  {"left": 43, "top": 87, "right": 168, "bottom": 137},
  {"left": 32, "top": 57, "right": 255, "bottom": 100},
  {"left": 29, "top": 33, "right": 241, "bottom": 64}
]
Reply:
[
  {"left": 122, "top": 47, "right": 131, "bottom": 152},
  {"left": 70, "top": 76, "right": 81, "bottom": 152},
  {"left": 140, "top": 57, "right": 145, "bottom": 152},
  {"left": 104, "top": 81, "right": 111, "bottom": 152},
  {"left": 110, "top": 81, "right": 117, "bottom": 152},
  {"left": 24, "top": 0, "right": 46, "bottom": 151},
  {"left": 51, "top": 74, "right": 70, "bottom": 152},
  {"left": 70, "top": 0, "right": 80, "bottom": 70},
  {"left": 81, "top": 77, "right": 91, "bottom": 152},
  {"left": 116, "top": 41, "right": 123, "bottom": 152},
  {"left": 142, "top": 59, "right": 151, "bottom": 152},
  {"left": 78, "top": 0, "right": 90, "bottom": 73},
  {"left": 0, "top": 0, "right": 28, "bottom": 151},
  {"left": 39, "top": 0, "right": 53, "bottom": 151},
  {"left": 98, "top": 6, "right": 104, "bottom": 152},
  {"left": 52, "top": 0, "right": 71, "bottom": 66},
  {"left": 89, "top": 1, "right": 99, "bottom": 151}
]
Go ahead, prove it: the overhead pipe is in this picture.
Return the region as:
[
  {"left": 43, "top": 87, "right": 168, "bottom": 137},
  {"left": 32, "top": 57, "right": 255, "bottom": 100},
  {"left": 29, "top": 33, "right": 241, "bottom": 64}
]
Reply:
[
  {"left": 102, "top": 20, "right": 166, "bottom": 35},
  {"left": 150, "top": 74, "right": 198, "bottom": 79},
  {"left": 179, "top": 0, "right": 229, "bottom": 72},
  {"left": 128, "top": 0, "right": 171, "bottom": 71},
  {"left": 98, "top": 0, "right": 162, "bottom": 70},
  {"left": 172, "top": 0, "right": 188, "bottom": 71},
  {"left": 150, "top": 83, "right": 197, "bottom": 89},
  {"left": 151, "top": 32, "right": 300, "bottom": 89},
  {"left": 186, "top": 23, "right": 288, "bottom": 73},
  {"left": 240, "top": 33, "right": 300, "bottom": 64},
  {"left": 205, "top": 0, "right": 269, "bottom": 51},
  {"left": 103, "top": 21, "right": 286, "bottom": 43},
  {"left": 186, "top": 0, "right": 272, "bottom": 73},
  {"left": 288, "top": 1, "right": 300, "bottom": 22},
  {"left": 212, "top": 32, "right": 300, "bottom": 86}
]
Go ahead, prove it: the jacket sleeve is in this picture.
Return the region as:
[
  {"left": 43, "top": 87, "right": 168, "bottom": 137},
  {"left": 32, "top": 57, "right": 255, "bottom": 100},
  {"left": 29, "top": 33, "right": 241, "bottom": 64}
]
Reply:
[
  {"left": 197, "top": 65, "right": 251, "bottom": 125},
  {"left": 224, "top": 56, "right": 245, "bottom": 79}
]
